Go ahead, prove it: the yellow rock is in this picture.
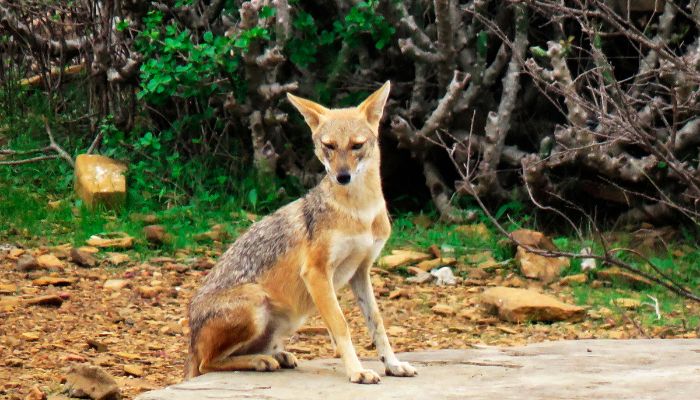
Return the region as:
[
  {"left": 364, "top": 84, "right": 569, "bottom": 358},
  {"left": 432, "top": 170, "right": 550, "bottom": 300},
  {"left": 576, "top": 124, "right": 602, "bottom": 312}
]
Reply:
[
  {"left": 456, "top": 223, "right": 490, "bottom": 239},
  {"left": 560, "top": 273, "right": 587, "bottom": 286},
  {"left": 113, "top": 351, "right": 141, "bottom": 360},
  {"left": 78, "top": 246, "right": 100, "bottom": 254},
  {"left": 74, "top": 154, "right": 127, "bottom": 209},
  {"left": 0, "top": 296, "right": 22, "bottom": 311},
  {"left": 378, "top": 249, "right": 431, "bottom": 269},
  {"left": 86, "top": 234, "right": 134, "bottom": 249},
  {"left": 36, "top": 254, "right": 64, "bottom": 269},
  {"left": 22, "top": 332, "right": 40, "bottom": 341},
  {"left": 103, "top": 279, "right": 129, "bottom": 291},
  {"left": 510, "top": 229, "right": 558, "bottom": 251},
  {"left": 32, "top": 276, "right": 77, "bottom": 286},
  {"left": 106, "top": 252, "right": 130, "bottom": 265},
  {"left": 515, "top": 246, "right": 569, "bottom": 284},
  {"left": 431, "top": 304, "right": 455, "bottom": 316},
  {"left": 611, "top": 298, "right": 641, "bottom": 309},
  {"left": 8, "top": 248, "right": 25, "bottom": 259},
  {"left": 462, "top": 251, "right": 501, "bottom": 271},
  {"left": 414, "top": 257, "right": 457, "bottom": 271},
  {"left": 0, "top": 284, "right": 17, "bottom": 295},
  {"left": 481, "top": 286, "right": 586, "bottom": 323},
  {"left": 123, "top": 364, "right": 144, "bottom": 377}
]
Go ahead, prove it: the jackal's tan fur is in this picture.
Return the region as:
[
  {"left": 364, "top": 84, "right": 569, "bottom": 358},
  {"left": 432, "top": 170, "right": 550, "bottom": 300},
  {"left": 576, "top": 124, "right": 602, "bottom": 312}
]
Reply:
[{"left": 185, "top": 82, "right": 416, "bottom": 383}]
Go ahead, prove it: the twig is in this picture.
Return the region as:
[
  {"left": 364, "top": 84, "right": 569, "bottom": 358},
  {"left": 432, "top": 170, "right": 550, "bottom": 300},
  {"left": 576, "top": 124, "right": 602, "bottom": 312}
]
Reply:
[
  {"left": 0, "top": 120, "right": 74, "bottom": 167},
  {"left": 0, "top": 155, "right": 59, "bottom": 165},
  {"left": 621, "top": 310, "right": 650, "bottom": 339},
  {"left": 43, "top": 119, "right": 75, "bottom": 167},
  {"left": 643, "top": 295, "right": 661, "bottom": 320}
]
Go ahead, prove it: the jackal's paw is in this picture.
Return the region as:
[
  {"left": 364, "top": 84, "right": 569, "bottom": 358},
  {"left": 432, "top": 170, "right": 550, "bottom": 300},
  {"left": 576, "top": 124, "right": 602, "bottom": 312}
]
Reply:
[
  {"left": 253, "top": 355, "right": 280, "bottom": 372},
  {"left": 385, "top": 361, "right": 417, "bottom": 377},
  {"left": 274, "top": 351, "right": 298, "bottom": 369},
  {"left": 349, "top": 369, "right": 381, "bottom": 384}
]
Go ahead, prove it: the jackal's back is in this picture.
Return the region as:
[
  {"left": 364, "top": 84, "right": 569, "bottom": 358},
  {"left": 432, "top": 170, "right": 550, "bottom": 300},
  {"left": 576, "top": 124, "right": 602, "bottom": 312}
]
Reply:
[{"left": 193, "top": 188, "right": 328, "bottom": 298}]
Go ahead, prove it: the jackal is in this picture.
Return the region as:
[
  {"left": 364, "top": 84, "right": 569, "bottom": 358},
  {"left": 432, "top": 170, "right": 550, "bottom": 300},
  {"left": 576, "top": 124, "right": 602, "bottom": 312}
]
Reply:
[{"left": 185, "top": 81, "right": 416, "bottom": 384}]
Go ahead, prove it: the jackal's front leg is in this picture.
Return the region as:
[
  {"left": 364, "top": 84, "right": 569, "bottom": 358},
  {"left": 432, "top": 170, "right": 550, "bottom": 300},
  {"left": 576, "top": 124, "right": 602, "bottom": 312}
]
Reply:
[
  {"left": 301, "top": 263, "right": 380, "bottom": 384},
  {"left": 350, "top": 263, "right": 417, "bottom": 377}
]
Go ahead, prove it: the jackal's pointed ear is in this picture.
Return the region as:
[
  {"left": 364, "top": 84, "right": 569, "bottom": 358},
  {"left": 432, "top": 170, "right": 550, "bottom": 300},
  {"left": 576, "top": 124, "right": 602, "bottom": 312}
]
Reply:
[
  {"left": 357, "top": 81, "right": 391, "bottom": 132},
  {"left": 287, "top": 93, "right": 329, "bottom": 132}
]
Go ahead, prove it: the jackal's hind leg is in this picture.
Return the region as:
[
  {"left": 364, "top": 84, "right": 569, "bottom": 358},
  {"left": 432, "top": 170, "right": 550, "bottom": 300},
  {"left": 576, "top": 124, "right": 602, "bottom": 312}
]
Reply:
[{"left": 200, "top": 354, "right": 280, "bottom": 373}]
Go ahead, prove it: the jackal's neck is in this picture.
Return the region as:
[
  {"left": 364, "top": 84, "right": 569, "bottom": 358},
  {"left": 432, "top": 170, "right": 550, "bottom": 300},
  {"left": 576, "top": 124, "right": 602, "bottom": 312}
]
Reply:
[{"left": 324, "top": 159, "right": 384, "bottom": 212}]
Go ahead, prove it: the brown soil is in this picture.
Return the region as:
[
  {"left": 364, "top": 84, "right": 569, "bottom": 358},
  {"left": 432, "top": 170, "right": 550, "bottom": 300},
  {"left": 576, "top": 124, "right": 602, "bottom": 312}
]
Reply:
[{"left": 0, "top": 248, "right": 697, "bottom": 399}]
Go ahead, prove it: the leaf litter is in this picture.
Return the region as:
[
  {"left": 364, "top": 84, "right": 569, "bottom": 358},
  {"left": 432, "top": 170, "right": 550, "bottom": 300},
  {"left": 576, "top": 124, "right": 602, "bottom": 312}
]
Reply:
[{"left": 0, "top": 243, "right": 697, "bottom": 399}]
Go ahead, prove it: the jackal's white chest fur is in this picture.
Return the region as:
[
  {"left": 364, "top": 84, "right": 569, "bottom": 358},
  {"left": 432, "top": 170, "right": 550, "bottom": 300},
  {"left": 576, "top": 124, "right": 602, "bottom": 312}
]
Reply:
[{"left": 329, "top": 201, "right": 387, "bottom": 289}]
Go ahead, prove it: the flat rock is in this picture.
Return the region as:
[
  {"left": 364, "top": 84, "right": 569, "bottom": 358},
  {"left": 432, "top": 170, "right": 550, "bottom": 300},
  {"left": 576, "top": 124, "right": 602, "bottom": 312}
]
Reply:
[
  {"left": 124, "top": 364, "right": 144, "bottom": 377},
  {"left": 26, "top": 295, "right": 64, "bottom": 307},
  {"left": 431, "top": 304, "right": 455, "bottom": 316},
  {"left": 0, "top": 284, "right": 17, "bottom": 294},
  {"left": 480, "top": 286, "right": 585, "bottom": 323},
  {"left": 103, "top": 279, "right": 129, "bottom": 291},
  {"left": 378, "top": 250, "right": 431, "bottom": 269},
  {"left": 87, "top": 234, "right": 134, "bottom": 249},
  {"left": 71, "top": 248, "right": 98, "bottom": 268},
  {"left": 406, "top": 271, "right": 434, "bottom": 284},
  {"left": 65, "top": 364, "right": 121, "bottom": 400},
  {"left": 74, "top": 154, "right": 127, "bottom": 209},
  {"left": 16, "top": 255, "right": 40, "bottom": 271},
  {"left": 36, "top": 254, "right": 64, "bottom": 269},
  {"left": 106, "top": 252, "right": 131, "bottom": 265},
  {"left": 559, "top": 273, "right": 587, "bottom": 286},
  {"left": 462, "top": 251, "right": 500, "bottom": 270},
  {"left": 612, "top": 298, "right": 641, "bottom": 309},
  {"left": 414, "top": 257, "right": 456, "bottom": 271},
  {"left": 0, "top": 296, "right": 22, "bottom": 311},
  {"left": 32, "top": 276, "right": 78, "bottom": 287},
  {"left": 137, "top": 340, "right": 700, "bottom": 400},
  {"left": 510, "top": 229, "right": 558, "bottom": 251}
]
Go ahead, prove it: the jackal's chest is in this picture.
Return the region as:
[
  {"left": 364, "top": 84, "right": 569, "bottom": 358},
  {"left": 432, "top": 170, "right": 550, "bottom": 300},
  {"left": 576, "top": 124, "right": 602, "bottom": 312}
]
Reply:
[{"left": 329, "top": 232, "right": 386, "bottom": 289}]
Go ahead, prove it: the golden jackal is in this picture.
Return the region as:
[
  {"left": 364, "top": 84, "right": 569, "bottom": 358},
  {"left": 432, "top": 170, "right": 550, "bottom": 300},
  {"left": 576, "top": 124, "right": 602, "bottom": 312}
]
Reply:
[{"left": 185, "top": 82, "right": 416, "bottom": 384}]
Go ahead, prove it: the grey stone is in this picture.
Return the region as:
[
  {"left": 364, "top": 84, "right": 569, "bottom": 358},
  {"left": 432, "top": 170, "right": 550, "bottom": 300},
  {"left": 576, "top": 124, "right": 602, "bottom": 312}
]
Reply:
[{"left": 138, "top": 339, "right": 700, "bottom": 400}]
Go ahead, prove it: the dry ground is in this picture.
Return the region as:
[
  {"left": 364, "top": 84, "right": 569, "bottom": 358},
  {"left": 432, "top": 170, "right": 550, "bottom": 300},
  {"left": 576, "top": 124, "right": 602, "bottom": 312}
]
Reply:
[{"left": 1, "top": 246, "right": 697, "bottom": 399}]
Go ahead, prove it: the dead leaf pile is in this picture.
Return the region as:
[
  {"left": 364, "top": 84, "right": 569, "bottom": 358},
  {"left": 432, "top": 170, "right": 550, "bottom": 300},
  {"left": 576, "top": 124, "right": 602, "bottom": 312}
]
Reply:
[{"left": 0, "top": 239, "right": 697, "bottom": 400}]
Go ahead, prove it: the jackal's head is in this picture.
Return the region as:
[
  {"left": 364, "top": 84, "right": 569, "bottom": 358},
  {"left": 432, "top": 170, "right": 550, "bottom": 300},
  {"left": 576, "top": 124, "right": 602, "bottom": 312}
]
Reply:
[{"left": 287, "top": 82, "right": 391, "bottom": 186}]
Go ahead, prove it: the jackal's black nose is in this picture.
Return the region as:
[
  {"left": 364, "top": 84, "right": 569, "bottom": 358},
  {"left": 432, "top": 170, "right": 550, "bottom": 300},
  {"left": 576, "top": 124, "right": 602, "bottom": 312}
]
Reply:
[{"left": 337, "top": 172, "right": 351, "bottom": 185}]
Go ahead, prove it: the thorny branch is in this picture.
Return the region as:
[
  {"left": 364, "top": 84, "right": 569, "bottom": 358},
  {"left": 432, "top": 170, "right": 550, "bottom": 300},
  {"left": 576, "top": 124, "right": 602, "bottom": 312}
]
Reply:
[
  {"left": 1, "top": 0, "right": 699, "bottom": 227},
  {"left": 0, "top": 119, "right": 74, "bottom": 167}
]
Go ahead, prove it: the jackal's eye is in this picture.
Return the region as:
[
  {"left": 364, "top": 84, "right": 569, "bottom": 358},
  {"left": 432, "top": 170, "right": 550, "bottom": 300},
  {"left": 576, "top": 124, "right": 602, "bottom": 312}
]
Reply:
[
  {"left": 351, "top": 142, "right": 364, "bottom": 151},
  {"left": 323, "top": 142, "right": 336, "bottom": 151}
]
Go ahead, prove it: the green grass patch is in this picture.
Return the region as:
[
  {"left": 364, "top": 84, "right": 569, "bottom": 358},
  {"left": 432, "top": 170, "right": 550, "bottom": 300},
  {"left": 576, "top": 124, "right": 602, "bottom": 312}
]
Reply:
[{"left": 387, "top": 212, "right": 511, "bottom": 261}]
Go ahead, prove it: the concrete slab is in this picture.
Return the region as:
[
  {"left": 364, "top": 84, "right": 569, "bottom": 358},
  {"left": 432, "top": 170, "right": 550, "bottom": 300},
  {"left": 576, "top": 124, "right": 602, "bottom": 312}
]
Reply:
[{"left": 137, "top": 339, "right": 700, "bottom": 400}]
